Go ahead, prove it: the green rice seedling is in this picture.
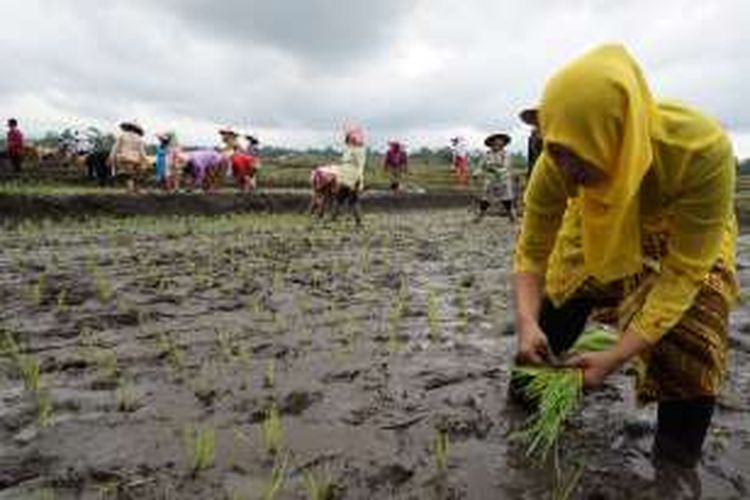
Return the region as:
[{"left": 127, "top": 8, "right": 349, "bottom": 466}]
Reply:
[
  {"left": 34, "top": 488, "right": 56, "bottom": 500},
  {"left": 116, "top": 377, "right": 138, "bottom": 412},
  {"left": 157, "top": 333, "right": 186, "bottom": 373},
  {"left": 96, "top": 481, "right": 120, "bottom": 500},
  {"left": 116, "top": 297, "right": 135, "bottom": 316},
  {"left": 304, "top": 466, "right": 335, "bottom": 500},
  {"left": 264, "top": 358, "right": 275, "bottom": 389},
  {"left": 28, "top": 274, "right": 46, "bottom": 306},
  {"left": 247, "top": 295, "right": 259, "bottom": 314},
  {"left": 426, "top": 289, "right": 440, "bottom": 342},
  {"left": 358, "top": 246, "right": 371, "bottom": 275},
  {"left": 93, "top": 271, "right": 113, "bottom": 303},
  {"left": 55, "top": 289, "right": 68, "bottom": 314},
  {"left": 273, "top": 311, "right": 287, "bottom": 336},
  {"left": 11, "top": 254, "right": 25, "bottom": 273},
  {"left": 398, "top": 275, "right": 410, "bottom": 304},
  {"left": 77, "top": 327, "right": 98, "bottom": 363},
  {"left": 97, "top": 349, "right": 120, "bottom": 382},
  {"left": 84, "top": 254, "right": 97, "bottom": 275},
  {"left": 236, "top": 343, "right": 252, "bottom": 368},
  {"left": 299, "top": 324, "right": 314, "bottom": 349},
  {"left": 387, "top": 299, "right": 405, "bottom": 354},
  {"left": 434, "top": 428, "right": 450, "bottom": 473},
  {"left": 272, "top": 269, "right": 283, "bottom": 292},
  {"left": 18, "top": 354, "right": 42, "bottom": 392},
  {"left": 300, "top": 294, "right": 313, "bottom": 317},
  {"left": 216, "top": 329, "right": 235, "bottom": 362},
  {"left": 0, "top": 330, "right": 20, "bottom": 358},
  {"left": 387, "top": 321, "right": 401, "bottom": 355},
  {"left": 184, "top": 424, "right": 216, "bottom": 475},
  {"left": 36, "top": 389, "right": 53, "bottom": 428},
  {"left": 455, "top": 288, "right": 469, "bottom": 334},
  {"left": 262, "top": 453, "right": 288, "bottom": 500},
  {"left": 567, "top": 326, "right": 618, "bottom": 354},
  {"left": 225, "top": 491, "right": 243, "bottom": 500},
  {"left": 551, "top": 451, "right": 584, "bottom": 500},
  {"left": 311, "top": 270, "right": 322, "bottom": 290},
  {"left": 261, "top": 403, "right": 283, "bottom": 456}
]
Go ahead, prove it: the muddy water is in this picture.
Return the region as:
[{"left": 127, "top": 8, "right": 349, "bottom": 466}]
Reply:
[{"left": 0, "top": 210, "right": 747, "bottom": 499}]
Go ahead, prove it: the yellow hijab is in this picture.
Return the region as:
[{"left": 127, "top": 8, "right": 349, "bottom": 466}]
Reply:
[{"left": 539, "top": 44, "right": 657, "bottom": 283}]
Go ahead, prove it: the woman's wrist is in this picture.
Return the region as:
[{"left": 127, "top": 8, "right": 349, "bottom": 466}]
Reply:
[
  {"left": 609, "top": 328, "right": 651, "bottom": 367},
  {"left": 516, "top": 314, "right": 538, "bottom": 334}
]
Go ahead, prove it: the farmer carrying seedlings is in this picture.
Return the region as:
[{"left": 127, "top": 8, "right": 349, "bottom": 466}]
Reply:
[
  {"left": 473, "top": 132, "right": 516, "bottom": 223},
  {"left": 512, "top": 44, "right": 737, "bottom": 468}
]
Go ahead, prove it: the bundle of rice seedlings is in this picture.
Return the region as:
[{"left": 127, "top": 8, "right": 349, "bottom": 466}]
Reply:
[
  {"left": 512, "top": 366, "right": 582, "bottom": 459},
  {"left": 512, "top": 325, "right": 618, "bottom": 459},
  {"left": 568, "top": 326, "right": 619, "bottom": 355}
]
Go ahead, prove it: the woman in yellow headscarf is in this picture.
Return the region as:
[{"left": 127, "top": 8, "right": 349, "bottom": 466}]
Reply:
[{"left": 513, "top": 44, "right": 737, "bottom": 467}]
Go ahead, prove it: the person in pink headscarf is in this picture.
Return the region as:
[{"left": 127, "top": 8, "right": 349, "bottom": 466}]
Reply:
[{"left": 310, "top": 126, "right": 368, "bottom": 225}]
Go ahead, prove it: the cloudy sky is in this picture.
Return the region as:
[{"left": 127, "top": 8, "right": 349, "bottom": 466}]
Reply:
[{"left": 2, "top": 0, "right": 750, "bottom": 155}]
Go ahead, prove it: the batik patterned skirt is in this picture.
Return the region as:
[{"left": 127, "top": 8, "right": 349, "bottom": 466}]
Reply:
[{"left": 570, "top": 232, "right": 736, "bottom": 404}]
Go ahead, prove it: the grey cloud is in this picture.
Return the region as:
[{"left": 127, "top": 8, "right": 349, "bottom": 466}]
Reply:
[
  {"left": 1, "top": 0, "right": 750, "bottom": 154},
  {"left": 143, "top": 0, "right": 419, "bottom": 68}
]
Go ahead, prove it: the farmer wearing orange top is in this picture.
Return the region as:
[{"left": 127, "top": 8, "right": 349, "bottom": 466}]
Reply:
[{"left": 512, "top": 44, "right": 737, "bottom": 467}]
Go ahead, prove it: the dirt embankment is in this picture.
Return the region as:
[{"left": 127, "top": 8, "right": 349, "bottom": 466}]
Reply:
[{"left": 0, "top": 190, "right": 475, "bottom": 221}]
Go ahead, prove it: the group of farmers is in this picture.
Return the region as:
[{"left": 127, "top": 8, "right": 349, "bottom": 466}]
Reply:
[
  {"left": 4, "top": 120, "right": 262, "bottom": 194},
  {"left": 103, "top": 124, "right": 261, "bottom": 194}
]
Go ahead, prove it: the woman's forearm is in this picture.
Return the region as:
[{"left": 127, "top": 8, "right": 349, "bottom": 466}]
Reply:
[
  {"left": 610, "top": 327, "right": 651, "bottom": 366},
  {"left": 513, "top": 272, "right": 544, "bottom": 330}
]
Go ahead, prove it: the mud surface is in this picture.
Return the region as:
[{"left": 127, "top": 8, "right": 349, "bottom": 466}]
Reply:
[{"left": 0, "top": 210, "right": 748, "bottom": 499}]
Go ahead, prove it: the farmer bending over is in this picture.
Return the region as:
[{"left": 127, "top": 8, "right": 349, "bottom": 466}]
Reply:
[
  {"left": 185, "top": 149, "right": 228, "bottom": 194},
  {"left": 108, "top": 121, "right": 149, "bottom": 193},
  {"left": 310, "top": 126, "right": 367, "bottom": 225},
  {"left": 512, "top": 44, "right": 737, "bottom": 468}
]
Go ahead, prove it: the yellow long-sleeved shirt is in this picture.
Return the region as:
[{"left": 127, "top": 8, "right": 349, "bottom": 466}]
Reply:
[{"left": 515, "top": 102, "right": 737, "bottom": 344}]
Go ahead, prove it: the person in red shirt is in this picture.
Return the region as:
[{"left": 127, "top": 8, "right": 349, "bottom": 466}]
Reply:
[
  {"left": 383, "top": 141, "right": 408, "bottom": 191},
  {"left": 230, "top": 152, "right": 259, "bottom": 193},
  {"left": 6, "top": 118, "right": 24, "bottom": 172}
]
